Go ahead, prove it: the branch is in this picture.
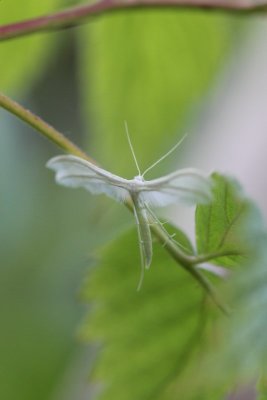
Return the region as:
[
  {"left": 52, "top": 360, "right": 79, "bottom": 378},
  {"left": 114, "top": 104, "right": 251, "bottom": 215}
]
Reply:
[
  {"left": 0, "top": 93, "right": 90, "bottom": 160},
  {"left": 0, "top": 0, "right": 267, "bottom": 41}
]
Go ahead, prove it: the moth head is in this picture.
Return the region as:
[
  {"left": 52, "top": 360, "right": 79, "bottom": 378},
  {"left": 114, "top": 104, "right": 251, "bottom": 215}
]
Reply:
[{"left": 134, "top": 175, "right": 145, "bottom": 182}]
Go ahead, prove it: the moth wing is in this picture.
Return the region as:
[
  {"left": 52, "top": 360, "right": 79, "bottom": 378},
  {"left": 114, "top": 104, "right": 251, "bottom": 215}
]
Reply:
[
  {"left": 46, "top": 155, "right": 130, "bottom": 202},
  {"left": 139, "top": 168, "right": 212, "bottom": 207}
]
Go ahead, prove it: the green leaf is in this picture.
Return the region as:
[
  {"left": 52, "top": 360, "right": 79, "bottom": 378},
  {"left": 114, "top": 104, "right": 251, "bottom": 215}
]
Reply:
[
  {"left": 0, "top": 1, "right": 63, "bottom": 93},
  {"left": 80, "top": 11, "right": 233, "bottom": 174},
  {"left": 222, "top": 207, "right": 267, "bottom": 379},
  {"left": 195, "top": 173, "right": 249, "bottom": 267},
  {"left": 80, "top": 227, "right": 225, "bottom": 400},
  {"left": 191, "top": 184, "right": 267, "bottom": 392}
]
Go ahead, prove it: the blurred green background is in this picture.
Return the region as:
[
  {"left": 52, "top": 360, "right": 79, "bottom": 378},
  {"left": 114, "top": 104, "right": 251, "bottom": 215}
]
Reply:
[{"left": 1, "top": 2, "right": 266, "bottom": 399}]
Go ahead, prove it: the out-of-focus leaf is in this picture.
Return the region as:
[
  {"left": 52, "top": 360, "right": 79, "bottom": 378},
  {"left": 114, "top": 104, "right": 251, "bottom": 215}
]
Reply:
[
  {"left": 221, "top": 204, "right": 267, "bottom": 380},
  {"left": 258, "top": 374, "right": 267, "bottom": 399},
  {"left": 79, "top": 11, "right": 233, "bottom": 174},
  {"left": 0, "top": 108, "right": 91, "bottom": 400},
  {"left": 190, "top": 182, "right": 267, "bottom": 393},
  {"left": 0, "top": 1, "right": 63, "bottom": 93},
  {"left": 196, "top": 173, "right": 249, "bottom": 267},
  {"left": 80, "top": 227, "right": 226, "bottom": 400}
]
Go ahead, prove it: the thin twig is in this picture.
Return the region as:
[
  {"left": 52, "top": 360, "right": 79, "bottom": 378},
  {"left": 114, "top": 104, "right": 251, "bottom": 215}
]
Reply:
[
  {"left": 0, "top": 0, "right": 267, "bottom": 41},
  {"left": 190, "top": 249, "right": 242, "bottom": 264},
  {"left": 0, "top": 93, "right": 90, "bottom": 160}
]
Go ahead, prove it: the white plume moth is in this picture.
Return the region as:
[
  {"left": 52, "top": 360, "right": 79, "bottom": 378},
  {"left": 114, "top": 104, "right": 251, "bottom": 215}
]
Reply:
[{"left": 47, "top": 125, "right": 212, "bottom": 288}]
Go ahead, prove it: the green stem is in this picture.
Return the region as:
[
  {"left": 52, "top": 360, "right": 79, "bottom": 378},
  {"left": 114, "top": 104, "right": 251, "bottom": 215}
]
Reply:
[
  {"left": 0, "top": 92, "right": 91, "bottom": 161},
  {"left": 191, "top": 249, "right": 242, "bottom": 264},
  {"left": 0, "top": 0, "right": 266, "bottom": 41},
  {"left": 151, "top": 223, "right": 229, "bottom": 314}
]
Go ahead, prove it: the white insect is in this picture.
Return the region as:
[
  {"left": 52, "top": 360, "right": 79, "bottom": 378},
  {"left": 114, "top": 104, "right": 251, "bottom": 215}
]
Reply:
[{"left": 46, "top": 126, "right": 212, "bottom": 287}]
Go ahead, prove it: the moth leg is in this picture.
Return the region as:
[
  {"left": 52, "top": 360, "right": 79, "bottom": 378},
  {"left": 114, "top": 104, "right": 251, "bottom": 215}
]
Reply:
[
  {"left": 144, "top": 204, "right": 188, "bottom": 251},
  {"left": 144, "top": 203, "right": 173, "bottom": 245},
  {"left": 131, "top": 196, "right": 153, "bottom": 290}
]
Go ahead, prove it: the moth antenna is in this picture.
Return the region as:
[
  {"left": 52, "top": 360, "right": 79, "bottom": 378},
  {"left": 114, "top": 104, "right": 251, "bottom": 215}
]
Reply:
[
  {"left": 142, "top": 133, "right": 188, "bottom": 177},
  {"left": 125, "top": 121, "right": 142, "bottom": 175},
  {"left": 124, "top": 121, "right": 142, "bottom": 176}
]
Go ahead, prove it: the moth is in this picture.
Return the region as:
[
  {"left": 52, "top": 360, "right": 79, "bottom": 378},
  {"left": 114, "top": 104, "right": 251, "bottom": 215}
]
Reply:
[{"left": 47, "top": 128, "right": 212, "bottom": 286}]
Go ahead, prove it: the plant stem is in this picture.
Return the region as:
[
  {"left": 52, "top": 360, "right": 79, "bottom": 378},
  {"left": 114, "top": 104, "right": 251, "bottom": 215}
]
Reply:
[
  {"left": 191, "top": 249, "right": 242, "bottom": 264},
  {"left": 150, "top": 223, "right": 229, "bottom": 314},
  {"left": 0, "top": 0, "right": 266, "bottom": 41},
  {"left": 0, "top": 92, "right": 91, "bottom": 161}
]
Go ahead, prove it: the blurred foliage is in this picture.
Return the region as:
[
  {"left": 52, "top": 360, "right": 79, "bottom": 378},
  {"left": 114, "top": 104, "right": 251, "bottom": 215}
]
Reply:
[
  {"left": 258, "top": 375, "right": 267, "bottom": 400},
  {"left": 80, "top": 11, "right": 233, "bottom": 175},
  {"left": 80, "top": 227, "right": 215, "bottom": 400},
  {"left": 1, "top": 1, "right": 261, "bottom": 400},
  {"left": 0, "top": 0, "right": 64, "bottom": 93},
  {"left": 0, "top": 113, "right": 93, "bottom": 400},
  {"left": 188, "top": 187, "right": 267, "bottom": 398},
  {"left": 80, "top": 173, "right": 267, "bottom": 399}
]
